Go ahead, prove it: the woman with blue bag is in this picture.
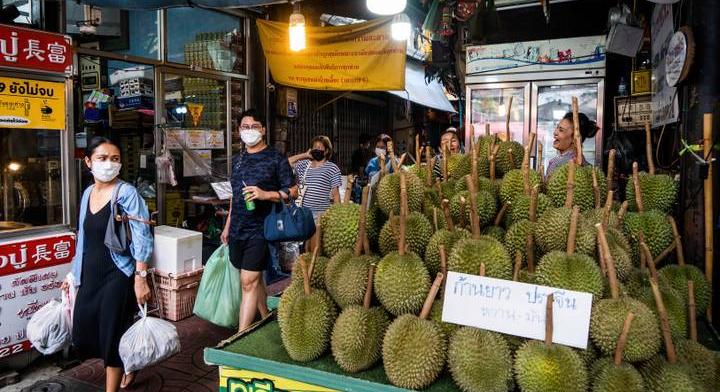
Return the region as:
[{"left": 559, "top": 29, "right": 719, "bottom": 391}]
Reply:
[{"left": 220, "top": 109, "right": 298, "bottom": 332}]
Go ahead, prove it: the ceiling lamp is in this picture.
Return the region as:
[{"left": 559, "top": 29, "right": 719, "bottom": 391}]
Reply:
[
  {"left": 289, "top": 2, "right": 306, "bottom": 52},
  {"left": 367, "top": 0, "right": 406, "bottom": 15},
  {"left": 391, "top": 13, "right": 411, "bottom": 41}
]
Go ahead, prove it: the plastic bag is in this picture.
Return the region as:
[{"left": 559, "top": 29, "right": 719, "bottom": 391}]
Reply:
[
  {"left": 119, "top": 304, "right": 180, "bottom": 374},
  {"left": 27, "top": 297, "right": 71, "bottom": 355},
  {"left": 278, "top": 241, "right": 301, "bottom": 273},
  {"left": 64, "top": 273, "right": 77, "bottom": 331},
  {"left": 193, "top": 245, "right": 240, "bottom": 328}
]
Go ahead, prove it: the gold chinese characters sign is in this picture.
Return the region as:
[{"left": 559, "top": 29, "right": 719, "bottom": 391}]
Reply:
[
  {"left": 257, "top": 17, "right": 406, "bottom": 91},
  {"left": 0, "top": 77, "right": 65, "bottom": 130}
]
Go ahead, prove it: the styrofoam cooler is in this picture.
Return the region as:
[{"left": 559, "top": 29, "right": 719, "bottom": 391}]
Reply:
[{"left": 152, "top": 226, "right": 203, "bottom": 275}]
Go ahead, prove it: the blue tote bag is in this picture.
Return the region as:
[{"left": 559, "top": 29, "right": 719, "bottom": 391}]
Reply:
[{"left": 263, "top": 200, "right": 316, "bottom": 242}]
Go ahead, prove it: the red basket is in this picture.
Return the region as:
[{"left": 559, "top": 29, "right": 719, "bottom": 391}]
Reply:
[{"left": 149, "top": 268, "right": 203, "bottom": 321}]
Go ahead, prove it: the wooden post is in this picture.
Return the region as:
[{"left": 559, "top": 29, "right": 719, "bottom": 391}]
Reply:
[
  {"left": 571, "top": 96, "right": 583, "bottom": 165},
  {"left": 703, "top": 113, "right": 714, "bottom": 320},
  {"left": 645, "top": 122, "right": 656, "bottom": 175},
  {"left": 688, "top": 280, "right": 698, "bottom": 342},
  {"left": 545, "top": 293, "right": 554, "bottom": 347},
  {"left": 419, "top": 273, "right": 445, "bottom": 320}
]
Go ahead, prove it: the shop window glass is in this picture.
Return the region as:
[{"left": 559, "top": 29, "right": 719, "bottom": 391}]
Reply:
[
  {"left": 167, "top": 8, "right": 244, "bottom": 73},
  {"left": 163, "top": 74, "right": 229, "bottom": 235},
  {"left": 0, "top": 129, "right": 63, "bottom": 231}
]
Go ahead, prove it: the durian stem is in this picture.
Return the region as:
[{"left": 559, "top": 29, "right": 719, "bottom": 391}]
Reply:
[
  {"left": 420, "top": 273, "right": 445, "bottom": 320},
  {"left": 668, "top": 216, "right": 686, "bottom": 266},
  {"left": 571, "top": 97, "right": 583, "bottom": 166},
  {"left": 344, "top": 175, "right": 354, "bottom": 203},
  {"left": 688, "top": 280, "right": 698, "bottom": 342},
  {"left": 526, "top": 231, "right": 536, "bottom": 273},
  {"left": 603, "top": 190, "right": 614, "bottom": 227},
  {"left": 399, "top": 172, "right": 408, "bottom": 256},
  {"left": 631, "top": 162, "right": 644, "bottom": 212},
  {"left": 645, "top": 122, "right": 656, "bottom": 175},
  {"left": 397, "top": 153, "right": 407, "bottom": 169},
  {"left": 545, "top": 293, "right": 554, "bottom": 347},
  {"left": 436, "top": 180, "right": 443, "bottom": 200},
  {"left": 300, "top": 255, "right": 311, "bottom": 296},
  {"left": 597, "top": 238, "right": 607, "bottom": 277},
  {"left": 522, "top": 146, "right": 531, "bottom": 196},
  {"left": 641, "top": 240, "right": 659, "bottom": 280},
  {"left": 363, "top": 228, "right": 371, "bottom": 256},
  {"left": 477, "top": 262, "right": 486, "bottom": 277},
  {"left": 363, "top": 264, "right": 375, "bottom": 309},
  {"left": 354, "top": 186, "right": 369, "bottom": 257},
  {"left": 505, "top": 95, "right": 513, "bottom": 142},
  {"left": 513, "top": 253, "right": 522, "bottom": 281},
  {"left": 466, "top": 175, "right": 481, "bottom": 239},
  {"left": 592, "top": 169, "right": 601, "bottom": 208},
  {"left": 650, "top": 278, "right": 677, "bottom": 364},
  {"left": 485, "top": 123, "right": 490, "bottom": 137},
  {"left": 529, "top": 185, "right": 539, "bottom": 223},
  {"left": 442, "top": 143, "right": 449, "bottom": 182},
  {"left": 617, "top": 201, "right": 629, "bottom": 227},
  {"left": 415, "top": 134, "right": 421, "bottom": 168},
  {"left": 653, "top": 242, "right": 676, "bottom": 265},
  {"left": 495, "top": 202, "right": 510, "bottom": 227},
  {"left": 433, "top": 207, "right": 439, "bottom": 232},
  {"left": 387, "top": 140, "right": 397, "bottom": 173},
  {"left": 564, "top": 162, "right": 576, "bottom": 208},
  {"left": 607, "top": 149, "right": 616, "bottom": 192},
  {"left": 379, "top": 153, "right": 387, "bottom": 178},
  {"left": 507, "top": 148, "right": 515, "bottom": 170},
  {"left": 441, "top": 199, "right": 455, "bottom": 231},
  {"left": 439, "top": 245, "right": 448, "bottom": 293},
  {"left": 308, "top": 247, "right": 319, "bottom": 284},
  {"left": 459, "top": 197, "right": 467, "bottom": 229},
  {"left": 596, "top": 223, "right": 620, "bottom": 300},
  {"left": 314, "top": 212, "right": 324, "bottom": 255},
  {"left": 613, "top": 312, "right": 635, "bottom": 366},
  {"left": 489, "top": 145, "right": 499, "bottom": 181},
  {"left": 471, "top": 138, "right": 479, "bottom": 185},
  {"left": 537, "top": 141, "right": 544, "bottom": 178},
  {"left": 425, "top": 146, "right": 433, "bottom": 187},
  {"left": 639, "top": 240, "right": 647, "bottom": 273},
  {"left": 567, "top": 206, "right": 580, "bottom": 255}
]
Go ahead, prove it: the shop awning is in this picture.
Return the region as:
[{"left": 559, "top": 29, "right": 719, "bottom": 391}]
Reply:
[
  {"left": 75, "top": 0, "right": 284, "bottom": 9},
  {"left": 389, "top": 61, "right": 456, "bottom": 113}
]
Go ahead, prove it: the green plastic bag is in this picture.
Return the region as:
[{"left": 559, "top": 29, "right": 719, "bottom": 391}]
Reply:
[{"left": 193, "top": 245, "right": 240, "bottom": 328}]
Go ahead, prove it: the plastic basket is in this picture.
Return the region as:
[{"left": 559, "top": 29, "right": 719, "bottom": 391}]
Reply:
[{"left": 149, "top": 268, "right": 203, "bottom": 321}]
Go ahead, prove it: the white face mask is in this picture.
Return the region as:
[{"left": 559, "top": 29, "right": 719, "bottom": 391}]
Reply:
[
  {"left": 375, "top": 147, "right": 386, "bottom": 157},
  {"left": 91, "top": 161, "right": 121, "bottom": 182},
  {"left": 241, "top": 129, "right": 263, "bottom": 147}
]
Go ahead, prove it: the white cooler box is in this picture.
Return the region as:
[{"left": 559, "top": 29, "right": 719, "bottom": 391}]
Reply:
[{"left": 152, "top": 226, "right": 203, "bottom": 275}]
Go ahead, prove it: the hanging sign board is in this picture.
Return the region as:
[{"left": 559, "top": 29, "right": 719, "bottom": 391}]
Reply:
[
  {"left": 257, "top": 17, "right": 406, "bottom": 91},
  {"left": 651, "top": 4, "right": 679, "bottom": 126},
  {"left": 0, "top": 24, "right": 73, "bottom": 75},
  {"left": 442, "top": 272, "right": 593, "bottom": 349},
  {"left": 0, "top": 76, "right": 66, "bottom": 130},
  {"left": 0, "top": 233, "right": 75, "bottom": 358}
]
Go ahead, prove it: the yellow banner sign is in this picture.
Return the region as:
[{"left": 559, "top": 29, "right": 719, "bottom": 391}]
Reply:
[
  {"left": 257, "top": 17, "right": 406, "bottom": 91},
  {"left": 0, "top": 77, "right": 65, "bottom": 130},
  {"left": 219, "top": 367, "right": 337, "bottom": 392}
]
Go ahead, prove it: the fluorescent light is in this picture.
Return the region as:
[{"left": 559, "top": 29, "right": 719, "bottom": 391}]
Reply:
[{"left": 391, "top": 13, "right": 411, "bottom": 41}]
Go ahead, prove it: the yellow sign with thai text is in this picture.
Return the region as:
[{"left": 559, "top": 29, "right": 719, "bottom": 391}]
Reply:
[
  {"left": 257, "top": 17, "right": 406, "bottom": 91},
  {"left": 0, "top": 77, "right": 65, "bottom": 130},
  {"left": 219, "top": 367, "right": 337, "bottom": 392}
]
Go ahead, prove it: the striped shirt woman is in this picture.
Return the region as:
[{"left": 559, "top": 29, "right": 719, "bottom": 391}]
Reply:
[{"left": 289, "top": 136, "right": 342, "bottom": 218}]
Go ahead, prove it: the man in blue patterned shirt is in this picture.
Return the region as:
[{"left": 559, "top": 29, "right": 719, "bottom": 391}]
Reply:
[{"left": 221, "top": 109, "right": 297, "bottom": 331}]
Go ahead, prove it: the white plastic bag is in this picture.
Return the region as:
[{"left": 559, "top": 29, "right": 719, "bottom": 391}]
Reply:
[
  {"left": 64, "top": 273, "right": 77, "bottom": 331},
  {"left": 119, "top": 304, "right": 180, "bottom": 373},
  {"left": 27, "top": 297, "right": 72, "bottom": 355}
]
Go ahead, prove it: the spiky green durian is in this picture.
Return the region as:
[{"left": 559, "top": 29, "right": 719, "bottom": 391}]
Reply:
[
  {"left": 366, "top": 204, "right": 384, "bottom": 252},
  {"left": 278, "top": 282, "right": 303, "bottom": 331},
  {"left": 449, "top": 327, "right": 513, "bottom": 392},
  {"left": 590, "top": 297, "right": 661, "bottom": 362},
  {"left": 640, "top": 355, "right": 705, "bottom": 392},
  {"left": 621, "top": 210, "right": 673, "bottom": 263},
  {"left": 280, "top": 287, "right": 337, "bottom": 362},
  {"left": 428, "top": 299, "right": 459, "bottom": 339},
  {"left": 546, "top": 163, "right": 607, "bottom": 211},
  {"left": 507, "top": 192, "right": 552, "bottom": 225},
  {"left": 495, "top": 140, "right": 524, "bottom": 176},
  {"left": 322, "top": 203, "right": 378, "bottom": 257},
  {"left": 534, "top": 207, "right": 596, "bottom": 256},
  {"left": 374, "top": 251, "right": 430, "bottom": 316},
  {"left": 423, "top": 204, "right": 446, "bottom": 232},
  {"left": 455, "top": 175, "right": 498, "bottom": 198},
  {"left": 330, "top": 305, "right": 390, "bottom": 373},
  {"left": 449, "top": 190, "right": 498, "bottom": 228},
  {"left": 376, "top": 171, "right": 424, "bottom": 216},
  {"left": 514, "top": 340, "right": 588, "bottom": 392},
  {"left": 499, "top": 169, "right": 542, "bottom": 204},
  {"left": 637, "top": 284, "right": 687, "bottom": 339},
  {"left": 583, "top": 207, "right": 619, "bottom": 228},
  {"left": 482, "top": 225, "right": 506, "bottom": 242},
  {"left": 590, "top": 357, "right": 645, "bottom": 392},
  {"left": 382, "top": 314, "right": 447, "bottom": 389},
  {"left": 425, "top": 228, "right": 471, "bottom": 277},
  {"left": 448, "top": 236, "right": 512, "bottom": 279},
  {"left": 378, "top": 212, "right": 433, "bottom": 257},
  {"left": 290, "top": 252, "right": 329, "bottom": 289},
  {"left": 535, "top": 251, "right": 604, "bottom": 299},
  {"left": 659, "top": 264, "right": 711, "bottom": 315},
  {"left": 626, "top": 171, "right": 678, "bottom": 213},
  {"left": 504, "top": 220, "right": 538, "bottom": 268},
  {"left": 675, "top": 338, "right": 717, "bottom": 390},
  {"left": 324, "top": 251, "right": 377, "bottom": 309}
]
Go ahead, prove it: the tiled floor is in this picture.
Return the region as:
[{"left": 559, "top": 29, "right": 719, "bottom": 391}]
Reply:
[{"left": 56, "top": 277, "right": 292, "bottom": 392}]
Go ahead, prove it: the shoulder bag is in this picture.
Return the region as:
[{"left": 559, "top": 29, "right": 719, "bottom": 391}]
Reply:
[{"left": 104, "top": 181, "right": 133, "bottom": 256}]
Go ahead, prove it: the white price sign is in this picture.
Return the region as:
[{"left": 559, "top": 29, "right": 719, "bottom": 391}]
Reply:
[{"left": 442, "top": 272, "right": 593, "bottom": 349}]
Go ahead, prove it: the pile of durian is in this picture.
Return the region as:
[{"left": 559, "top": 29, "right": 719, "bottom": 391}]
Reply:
[{"left": 277, "top": 109, "right": 718, "bottom": 392}]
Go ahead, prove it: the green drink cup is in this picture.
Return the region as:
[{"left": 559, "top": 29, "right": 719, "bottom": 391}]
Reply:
[{"left": 242, "top": 181, "right": 255, "bottom": 211}]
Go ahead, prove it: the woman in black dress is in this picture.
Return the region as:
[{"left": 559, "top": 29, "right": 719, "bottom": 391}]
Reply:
[{"left": 63, "top": 137, "right": 152, "bottom": 391}]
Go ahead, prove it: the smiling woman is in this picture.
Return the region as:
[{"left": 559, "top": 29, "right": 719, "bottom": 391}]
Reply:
[{"left": 545, "top": 112, "right": 599, "bottom": 178}]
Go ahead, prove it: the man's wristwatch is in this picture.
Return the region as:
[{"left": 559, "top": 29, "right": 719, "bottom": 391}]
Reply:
[{"left": 135, "top": 270, "right": 148, "bottom": 278}]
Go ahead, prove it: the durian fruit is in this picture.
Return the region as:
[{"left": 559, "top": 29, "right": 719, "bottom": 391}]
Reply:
[
  {"left": 589, "top": 312, "right": 645, "bottom": 392},
  {"left": 409, "top": 146, "right": 437, "bottom": 187},
  {"left": 534, "top": 207, "right": 596, "bottom": 256},
  {"left": 322, "top": 202, "right": 377, "bottom": 257},
  {"left": 675, "top": 338, "right": 717, "bottom": 391},
  {"left": 446, "top": 152, "right": 471, "bottom": 180},
  {"left": 454, "top": 175, "right": 498, "bottom": 198},
  {"left": 482, "top": 201, "right": 510, "bottom": 242},
  {"left": 626, "top": 126, "right": 678, "bottom": 213},
  {"left": 546, "top": 161, "right": 607, "bottom": 212},
  {"left": 449, "top": 236, "right": 512, "bottom": 279},
  {"left": 382, "top": 273, "right": 447, "bottom": 389},
  {"left": 290, "top": 250, "right": 328, "bottom": 289},
  {"left": 499, "top": 169, "right": 542, "bottom": 204},
  {"left": 659, "top": 264, "right": 711, "bottom": 316},
  {"left": 378, "top": 211, "right": 433, "bottom": 258},
  {"left": 508, "top": 192, "right": 551, "bottom": 225},
  {"left": 277, "top": 282, "right": 303, "bottom": 331},
  {"left": 429, "top": 298, "right": 459, "bottom": 340},
  {"left": 376, "top": 168, "right": 424, "bottom": 216},
  {"left": 449, "top": 190, "right": 497, "bottom": 228},
  {"left": 505, "top": 186, "right": 543, "bottom": 270},
  {"left": 366, "top": 204, "right": 385, "bottom": 252},
  {"left": 425, "top": 202, "right": 471, "bottom": 276},
  {"left": 448, "top": 327, "right": 513, "bottom": 392},
  {"left": 423, "top": 204, "right": 446, "bottom": 232},
  {"left": 637, "top": 283, "right": 687, "bottom": 339},
  {"left": 280, "top": 258, "right": 337, "bottom": 362},
  {"left": 374, "top": 173, "right": 431, "bottom": 316},
  {"left": 330, "top": 264, "right": 391, "bottom": 373},
  {"left": 535, "top": 207, "right": 604, "bottom": 300},
  {"left": 437, "top": 179, "right": 458, "bottom": 202},
  {"left": 514, "top": 293, "right": 588, "bottom": 392},
  {"left": 496, "top": 139, "right": 524, "bottom": 177},
  {"left": 590, "top": 224, "right": 661, "bottom": 363}
]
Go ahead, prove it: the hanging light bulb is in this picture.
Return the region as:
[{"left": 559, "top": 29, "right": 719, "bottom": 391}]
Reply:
[
  {"left": 289, "top": 2, "right": 306, "bottom": 52},
  {"left": 391, "top": 13, "right": 411, "bottom": 41},
  {"left": 367, "top": 0, "right": 406, "bottom": 15}
]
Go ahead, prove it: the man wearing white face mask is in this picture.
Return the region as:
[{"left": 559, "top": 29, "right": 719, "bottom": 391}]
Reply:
[
  {"left": 62, "top": 136, "right": 153, "bottom": 391},
  {"left": 221, "top": 109, "right": 297, "bottom": 332}
]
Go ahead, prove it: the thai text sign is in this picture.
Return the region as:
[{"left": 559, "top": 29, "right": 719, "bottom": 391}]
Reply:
[
  {"left": 442, "top": 272, "right": 593, "bottom": 349},
  {"left": 219, "top": 367, "right": 337, "bottom": 392},
  {"left": 0, "top": 76, "right": 66, "bottom": 130},
  {"left": 0, "top": 233, "right": 75, "bottom": 358},
  {"left": 0, "top": 24, "right": 73, "bottom": 74},
  {"left": 257, "top": 17, "right": 406, "bottom": 91}
]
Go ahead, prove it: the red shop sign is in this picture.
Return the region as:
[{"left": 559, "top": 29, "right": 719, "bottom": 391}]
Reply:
[
  {"left": 0, "top": 234, "right": 75, "bottom": 277},
  {"left": 0, "top": 24, "right": 73, "bottom": 75}
]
